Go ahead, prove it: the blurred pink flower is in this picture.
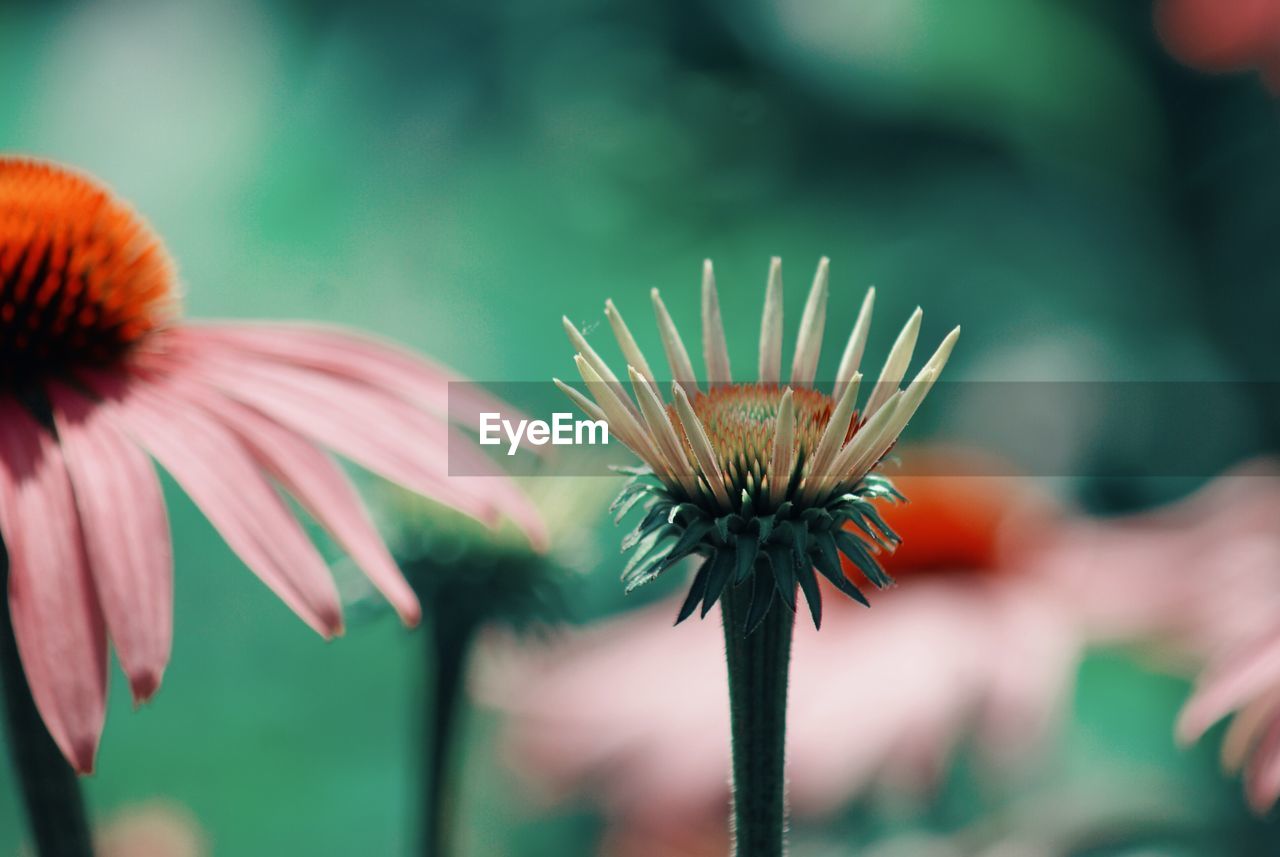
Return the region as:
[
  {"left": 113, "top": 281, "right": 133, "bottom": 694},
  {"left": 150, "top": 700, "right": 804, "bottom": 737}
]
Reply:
[
  {"left": 488, "top": 447, "right": 1079, "bottom": 834},
  {"left": 1036, "top": 459, "right": 1280, "bottom": 812},
  {"left": 1155, "top": 0, "right": 1280, "bottom": 90},
  {"left": 0, "top": 157, "right": 544, "bottom": 773},
  {"left": 93, "top": 802, "right": 208, "bottom": 857}
]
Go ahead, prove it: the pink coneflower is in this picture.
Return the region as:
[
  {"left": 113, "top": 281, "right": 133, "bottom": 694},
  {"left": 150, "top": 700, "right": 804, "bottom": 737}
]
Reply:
[
  {"left": 0, "top": 157, "right": 543, "bottom": 775},
  {"left": 1033, "top": 460, "right": 1280, "bottom": 812},
  {"left": 489, "top": 448, "right": 1078, "bottom": 839},
  {"left": 1155, "top": 0, "right": 1280, "bottom": 90}
]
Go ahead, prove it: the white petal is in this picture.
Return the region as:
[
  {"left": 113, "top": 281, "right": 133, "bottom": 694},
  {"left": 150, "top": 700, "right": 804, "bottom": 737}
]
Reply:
[
  {"left": 758, "top": 257, "right": 783, "bottom": 384},
  {"left": 671, "top": 383, "right": 732, "bottom": 509},
  {"left": 845, "top": 367, "right": 937, "bottom": 481},
  {"left": 911, "top": 325, "right": 960, "bottom": 395},
  {"left": 768, "top": 388, "right": 796, "bottom": 507},
  {"left": 575, "top": 355, "right": 668, "bottom": 477},
  {"left": 651, "top": 289, "right": 699, "bottom": 397},
  {"left": 834, "top": 286, "right": 875, "bottom": 399},
  {"left": 629, "top": 367, "right": 700, "bottom": 497},
  {"left": 553, "top": 377, "right": 606, "bottom": 424},
  {"left": 789, "top": 257, "right": 829, "bottom": 387},
  {"left": 605, "top": 299, "right": 656, "bottom": 385},
  {"left": 798, "top": 371, "right": 860, "bottom": 503},
  {"left": 864, "top": 307, "right": 922, "bottom": 417},
  {"left": 701, "top": 260, "right": 732, "bottom": 387},
  {"left": 563, "top": 316, "right": 639, "bottom": 418},
  {"left": 821, "top": 390, "right": 903, "bottom": 495}
]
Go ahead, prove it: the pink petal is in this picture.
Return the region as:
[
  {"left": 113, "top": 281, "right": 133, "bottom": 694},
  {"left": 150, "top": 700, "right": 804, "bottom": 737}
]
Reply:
[
  {"left": 0, "top": 398, "right": 107, "bottom": 773},
  {"left": 49, "top": 382, "right": 173, "bottom": 704},
  {"left": 181, "top": 321, "right": 518, "bottom": 423},
  {"left": 81, "top": 370, "right": 344, "bottom": 639},
  {"left": 1179, "top": 626, "right": 1280, "bottom": 744},
  {"left": 182, "top": 381, "right": 422, "bottom": 627},
  {"left": 1245, "top": 712, "right": 1280, "bottom": 813},
  {"left": 1222, "top": 686, "right": 1280, "bottom": 773},
  {"left": 168, "top": 333, "right": 546, "bottom": 549}
]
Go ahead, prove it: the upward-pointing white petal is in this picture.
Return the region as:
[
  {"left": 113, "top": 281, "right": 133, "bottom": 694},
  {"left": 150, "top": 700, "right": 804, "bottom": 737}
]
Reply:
[
  {"left": 863, "top": 306, "right": 921, "bottom": 418},
  {"left": 563, "top": 316, "right": 639, "bottom": 419},
  {"left": 671, "top": 383, "right": 732, "bottom": 510},
  {"left": 835, "top": 287, "right": 875, "bottom": 400},
  {"left": 605, "top": 299, "right": 656, "bottom": 385},
  {"left": 575, "top": 355, "right": 668, "bottom": 478},
  {"left": 789, "top": 257, "right": 829, "bottom": 387},
  {"left": 799, "top": 371, "right": 860, "bottom": 504},
  {"left": 628, "top": 367, "right": 700, "bottom": 497},
  {"left": 554, "top": 377, "right": 607, "bottom": 424},
  {"left": 758, "top": 257, "right": 783, "bottom": 384},
  {"left": 911, "top": 325, "right": 960, "bottom": 395},
  {"left": 701, "top": 260, "right": 732, "bottom": 387},
  {"left": 822, "top": 390, "right": 903, "bottom": 493},
  {"left": 768, "top": 388, "right": 796, "bottom": 507},
  {"left": 651, "top": 289, "right": 699, "bottom": 398},
  {"left": 844, "top": 368, "right": 936, "bottom": 483}
]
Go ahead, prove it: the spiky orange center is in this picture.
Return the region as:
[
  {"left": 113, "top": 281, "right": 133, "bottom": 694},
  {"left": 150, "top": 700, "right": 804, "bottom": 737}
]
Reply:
[
  {"left": 0, "top": 159, "right": 176, "bottom": 389},
  {"left": 675, "top": 383, "right": 853, "bottom": 495}
]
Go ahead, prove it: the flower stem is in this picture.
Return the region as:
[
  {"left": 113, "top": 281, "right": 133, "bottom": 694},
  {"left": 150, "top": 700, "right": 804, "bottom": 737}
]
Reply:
[
  {"left": 419, "top": 605, "right": 477, "bottom": 857},
  {"left": 720, "top": 579, "right": 795, "bottom": 857},
  {"left": 0, "top": 550, "right": 95, "bottom": 857}
]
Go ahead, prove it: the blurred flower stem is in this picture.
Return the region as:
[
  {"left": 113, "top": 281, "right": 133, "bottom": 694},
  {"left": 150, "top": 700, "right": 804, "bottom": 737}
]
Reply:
[
  {"left": 721, "top": 580, "right": 794, "bottom": 857},
  {"left": 419, "top": 597, "right": 480, "bottom": 857},
  {"left": 0, "top": 550, "right": 95, "bottom": 857}
]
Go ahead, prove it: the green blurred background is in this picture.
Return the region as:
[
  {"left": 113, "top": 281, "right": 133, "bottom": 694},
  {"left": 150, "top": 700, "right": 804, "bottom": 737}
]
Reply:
[{"left": 1, "top": 0, "right": 1278, "bottom": 853}]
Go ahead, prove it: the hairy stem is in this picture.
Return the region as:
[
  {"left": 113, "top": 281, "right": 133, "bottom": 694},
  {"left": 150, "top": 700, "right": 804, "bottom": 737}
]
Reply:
[
  {"left": 419, "top": 606, "right": 477, "bottom": 857},
  {"left": 0, "top": 550, "right": 95, "bottom": 857},
  {"left": 720, "top": 580, "right": 795, "bottom": 857}
]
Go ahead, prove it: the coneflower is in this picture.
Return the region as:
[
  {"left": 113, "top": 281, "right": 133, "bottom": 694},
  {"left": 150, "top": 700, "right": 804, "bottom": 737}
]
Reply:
[
  {"left": 556, "top": 257, "right": 957, "bottom": 857},
  {"left": 0, "top": 157, "right": 543, "bottom": 857}
]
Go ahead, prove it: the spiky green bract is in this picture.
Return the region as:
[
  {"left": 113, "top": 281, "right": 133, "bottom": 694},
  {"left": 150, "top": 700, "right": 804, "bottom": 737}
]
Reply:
[{"left": 613, "top": 466, "right": 905, "bottom": 631}]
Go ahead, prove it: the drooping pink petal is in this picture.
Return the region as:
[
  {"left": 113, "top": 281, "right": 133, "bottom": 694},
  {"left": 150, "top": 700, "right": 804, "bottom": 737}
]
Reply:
[
  {"left": 1178, "top": 626, "right": 1280, "bottom": 744},
  {"left": 172, "top": 376, "right": 421, "bottom": 626},
  {"left": 81, "top": 369, "right": 344, "bottom": 639},
  {"left": 180, "top": 321, "right": 520, "bottom": 424},
  {"left": 164, "top": 333, "right": 547, "bottom": 549},
  {"left": 0, "top": 398, "right": 107, "bottom": 773},
  {"left": 1245, "top": 712, "right": 1280, "bottom": 812},
  {"left": 49, "top": 382, "right": 173, "bottom": 703}
]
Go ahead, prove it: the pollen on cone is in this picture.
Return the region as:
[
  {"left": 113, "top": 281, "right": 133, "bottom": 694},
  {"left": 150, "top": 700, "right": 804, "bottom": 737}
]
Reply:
[{"left": 0, "top": 158, "right": 177, "bottom": 386}]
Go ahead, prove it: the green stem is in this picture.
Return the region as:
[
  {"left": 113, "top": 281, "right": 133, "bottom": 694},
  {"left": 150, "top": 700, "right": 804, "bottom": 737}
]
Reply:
[
  {"left": 720, "top": 580, "right": 795, "bottom": 857},
  {"left": 0, "top": 550, "right": 95, "bottom": 857},
  {"left": 420, "top": 606, "right": 477, "bottom": 857}
]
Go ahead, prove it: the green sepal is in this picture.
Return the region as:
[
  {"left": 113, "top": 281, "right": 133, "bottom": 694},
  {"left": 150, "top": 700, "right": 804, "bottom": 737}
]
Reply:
[
  {"left": 675, "top": 559, "right": 713, "bottom": 624},
  {"left": 667, "top": 502, "right": 704, "bottom": 525},
  {"left": 621, "top": 504, "right": 671, "bottom": 552},
  {"left": 795, "top": 559, "right": 823, "bottom": 629},
  {"left": 733, "top": 536, "right": 759, "bottom": 586},
  {"left": 620, "top": 525, "right": 675, "bottom": 587},
  {"left": 669, "top": 518, "right": 715, "bottom": 560},
  {"left": 766, "top": 544, "right": 797, "bottom": 612},
  {"left": 755, "top": 515, "right": 775, "bottom": 546},
  {"left": 842, "top": 497, "right": 901, "bottom": 545},
  {"left": 811, "top": 537, "right": 870, "bottom": 606},
  {"left": 842, "top": 511, "right": 892, "bottom": 551},
  {"left": 833, "top": 529, "right": 893, "bottom": 589},
  {"left": 744, "top": 564, "right": 777, "bottom": 635},
  {"left": 609, "top": 464, "right": 655, "bottom": 477},
  {"left": 700, "top": 548, "right": 736, "bottom": 618},
  {"left": 813, "top": 531, "right": 843, "bottom": 578},
  {"left": 801, "top": 507, "right": 834, "bottom": 531},
  {"left": 611, "top": 487, "right": 650, "bottom": 523}
]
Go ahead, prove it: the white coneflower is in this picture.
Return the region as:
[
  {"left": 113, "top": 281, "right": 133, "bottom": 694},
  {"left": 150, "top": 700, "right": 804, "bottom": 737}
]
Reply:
[{"left": 557, "top": 257, "right": 958, "bottom": 631}]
